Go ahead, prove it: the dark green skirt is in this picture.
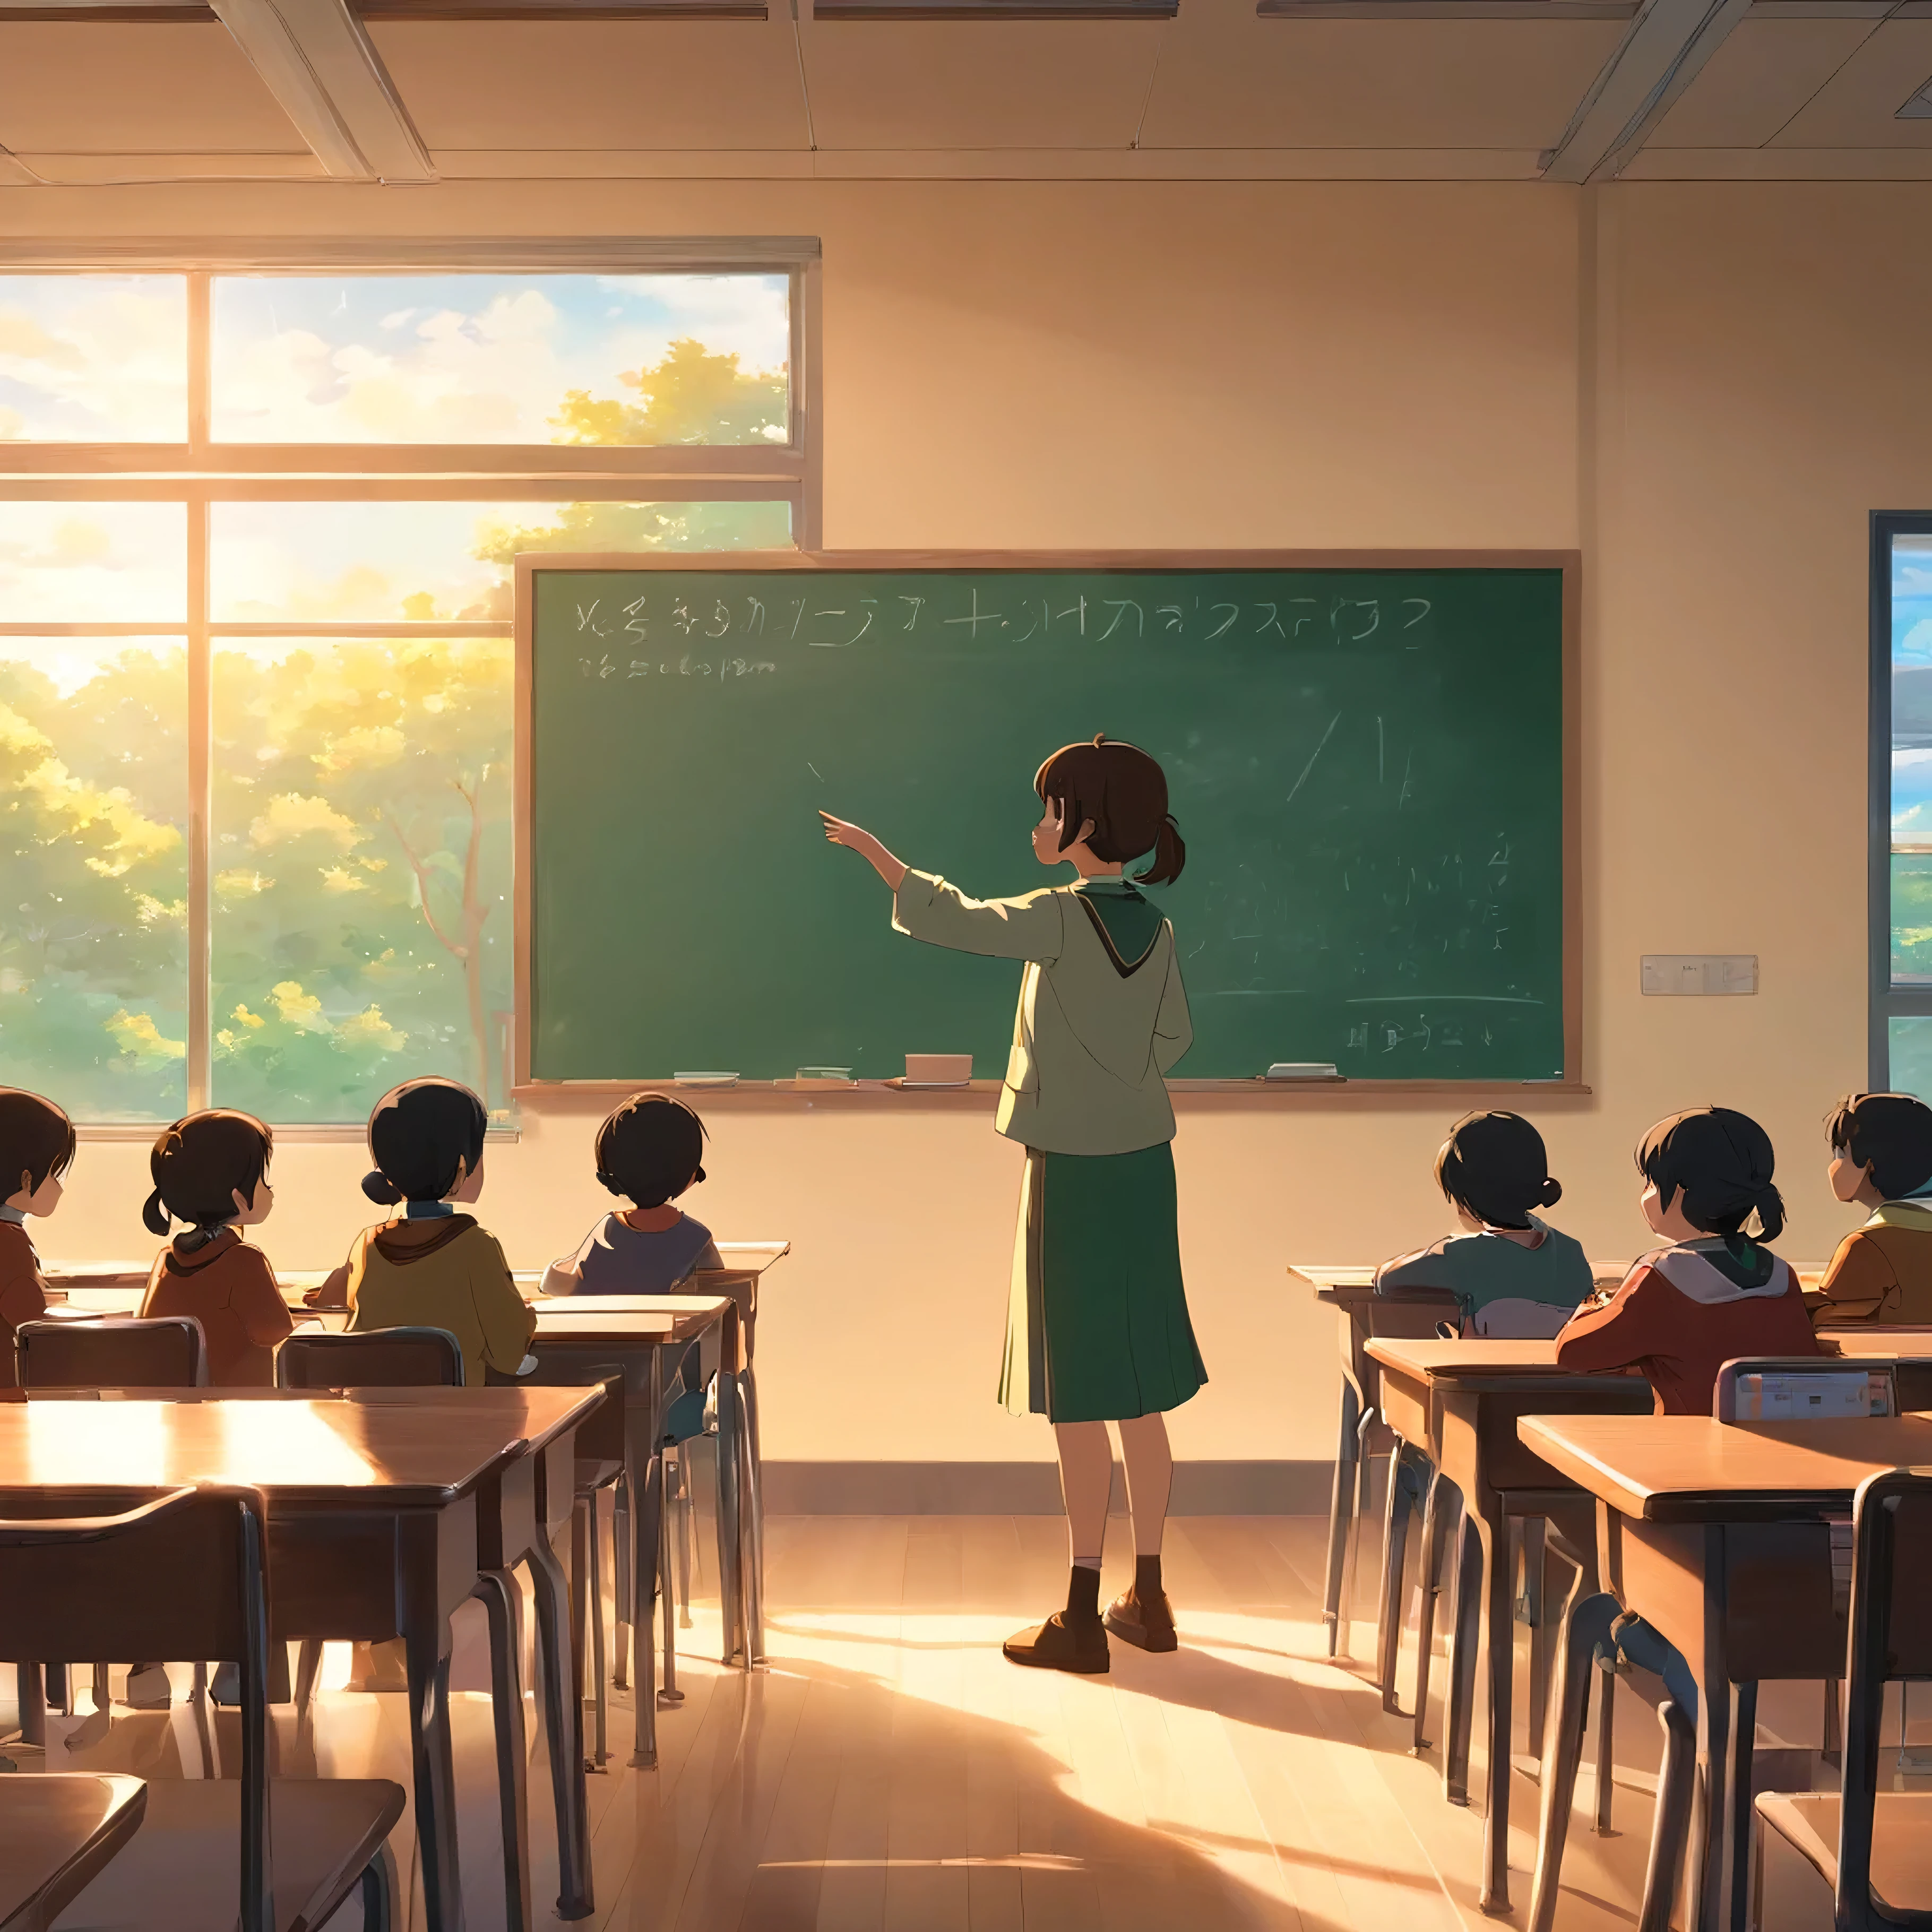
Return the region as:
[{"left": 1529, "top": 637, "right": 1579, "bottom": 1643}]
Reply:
[{"left": 999, "top": 1142, "right": 1208, "bottom": 1424}]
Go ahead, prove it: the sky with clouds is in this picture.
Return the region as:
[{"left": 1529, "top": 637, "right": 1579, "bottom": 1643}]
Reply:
[
  {"left": 210, "top": 273, "right": 789, "bottom": 443},
  {"left": 1894, "top": 539, "right": 1932, "bottom": 839}
]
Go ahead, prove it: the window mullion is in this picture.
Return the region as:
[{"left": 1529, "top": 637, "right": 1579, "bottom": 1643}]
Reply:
[
  {"left": 187, "top": 492, "right": 211, "bottom": 1111},
  {"left": 187, "top": 275, "right": 211, "bottom": 458}
]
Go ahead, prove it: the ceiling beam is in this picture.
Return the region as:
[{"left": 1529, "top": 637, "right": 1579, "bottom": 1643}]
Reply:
[
  {"left": 206, "top": 0, "right": 437, "bottom": 180},
  {"left": 1541, "top": 0, "right": 1752, "bottom": 182}
]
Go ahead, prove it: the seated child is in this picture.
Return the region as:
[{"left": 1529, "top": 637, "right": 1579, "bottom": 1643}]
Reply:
[
  {"left": 1556, "top": 1105, "right": 1815, "bottom": 1722},
  {"left": 0, "top": 1087, "right": 71, "bottom": 1386},
  {"left": 1809, "top": 1091, "right": 1932, "bottom": 1327},
  {"left": 542, "top": 1093, "right": 723, "bottom": 1436},
  {"left": 1557, "top": 1105, "right": 1816, "bottom": 1414},
  {"left": 542, "top": 1092, "right": 722, "bottom": 1297},
  {"left": 139, "top": 1109, "right": 292, "bottom": 1387},
  {"left": 340, "top": 1077, "right": 534, "bottom": 1387},
  {"left": 1375, "top": 1110, "right": 1593, "bottom": 1334}
]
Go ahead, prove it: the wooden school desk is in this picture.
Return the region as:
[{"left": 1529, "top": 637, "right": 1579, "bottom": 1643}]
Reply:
[
  {"left": 1365, "top": 1337, "right": 1653, "bottom": 1913},
  {"left": 0, "top": 1772, "right": 146, "bottom": 1930},
  {"left": 1299, "top": 1270, "right": 1456, "bottom": 1657},
  {"left": 527, "top": 1296, "right": 734, "bottom": 1769},
  {"left": 0, "top": 1389, "right": 575, "bottom": 1932},
  {"left": 1516, "top": 1410, "right": 1932, "bottom": 1932}
]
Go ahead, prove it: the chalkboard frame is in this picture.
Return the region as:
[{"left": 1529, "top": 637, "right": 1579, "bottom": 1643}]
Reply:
[{"left": 513, "top": 547, "right": 1584, "bottom": 1098}]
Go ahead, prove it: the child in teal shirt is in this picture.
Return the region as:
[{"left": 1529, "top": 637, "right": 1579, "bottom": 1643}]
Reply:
[{"left": 1376, "top": 1111, "right": 1593, "bottom": 1334}]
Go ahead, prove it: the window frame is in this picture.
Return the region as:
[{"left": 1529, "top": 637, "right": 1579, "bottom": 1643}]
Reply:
[{"left": 0, "top": 239, "right": 819, "bottom": 1125}]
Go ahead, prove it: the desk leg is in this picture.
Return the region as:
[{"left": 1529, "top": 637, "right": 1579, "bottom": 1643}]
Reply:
[
  {"left": 1688, "top": 1645, "right": 1729, "bottom": 1932},
  {"left": 1526, "top": 1584, "right": 1619, "bottom": 1932},
  {"left": 741, "top": 1367, "right": 766, "bottom": 1668},
  {"left": 15, "top": 1664, "right": 45, "bottom": 1747},
  {"left": 527, "top": 1527, "right": 592, "bottom": 1918},
  {"left": 713, "top": 1366, "right": 745, "bottom": 1668},
  {"left": 1523, "top": 1516, "right": 1549, "bottom": 1760},
  {"left": 1473, "top": 1499, "right": 1514, "bottom": 1913},
  {"left": 1378, "top": 1443, "right": 1420, "bottom": 1714},
  {"left": 1724, "top": 1681, "right": 1757, "bottom": 1932},
  {"left": 1445, "top": 1514, "right": 1482, "bottom": 1807},
  {"left": 1413, "top": 1472, "right": 1460, "bottom": 1753},
  {"left": 474, "top": 1569, "right": 532, "bottom": 1932},
  {"left": 401, "top": 1583, "right": 463, "bottom": 1932},
  {"left": 1323, "top": 1377, "right": 1361, "bottom": 1659},
  {"left": 627, "top": 1346, "right": 667, "bottom": 1768}
]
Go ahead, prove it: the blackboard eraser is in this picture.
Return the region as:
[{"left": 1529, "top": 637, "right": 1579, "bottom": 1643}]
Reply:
[{"left": 1265, "top": 1063, "right": 1341, "bottom": 1081}]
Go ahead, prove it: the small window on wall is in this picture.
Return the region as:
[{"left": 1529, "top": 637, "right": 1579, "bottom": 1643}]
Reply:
[{"left": 1874, "top": 518, "right": 1932, "bottom": 1093}]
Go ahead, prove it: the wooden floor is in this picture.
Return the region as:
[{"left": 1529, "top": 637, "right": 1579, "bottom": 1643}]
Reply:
[{"left": 14, "top": 1510, "right": 1859, "bottom": 1931}]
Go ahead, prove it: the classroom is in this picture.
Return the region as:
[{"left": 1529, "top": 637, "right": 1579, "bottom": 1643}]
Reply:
[{"left": 4, "top": 4, "right": 1932, "bottom": 1927}]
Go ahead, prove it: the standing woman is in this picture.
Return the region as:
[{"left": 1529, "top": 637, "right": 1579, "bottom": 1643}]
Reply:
[{"left": 821, "top": 734, "right": 1206, "bottom": 1674}]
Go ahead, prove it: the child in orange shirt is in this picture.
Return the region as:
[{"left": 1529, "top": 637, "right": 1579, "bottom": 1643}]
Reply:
[
  {"left": 1809, "top": 1091, "right": 1932, "bottom": 1328},
  {"left": 0, "top": 1087, "right": 71, "bottom": 1387},
  {"left": 139, "top": 1110, "right": 294, "bottom": 1387}
]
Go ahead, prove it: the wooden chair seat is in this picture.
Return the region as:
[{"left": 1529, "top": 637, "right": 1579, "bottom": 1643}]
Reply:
[
  {"left": 53, "top": 1777, "right": 404, "bottom": 1932},
  {"left": 0, "top": 1772, "right": 146, "bottom": 1932},
  {"left": 1754, "top": 1791, "right": 1932, "bottom": 1911}
]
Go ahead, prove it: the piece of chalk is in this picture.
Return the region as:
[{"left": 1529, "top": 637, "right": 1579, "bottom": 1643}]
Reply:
[{"left": 1266, "top": 1062, "right": 1340, "bottom": 1080}]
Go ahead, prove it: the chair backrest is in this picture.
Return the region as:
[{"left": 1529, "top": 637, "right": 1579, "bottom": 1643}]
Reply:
[
  {"left": 1838, "top": 1468, "right": 1932, "bottom": 1931},
  {"left": 0, "top": 1484, "right": 275, "bottom": 1931},
  {"left": 275, "top": 1326, "right": 464, "bottom": 1389},
  {"left": 1714, "top": 1357, "right": 1896, "bottom": 1422},
  {"left": 1469, "top": 1298, "right": 1575, "bottom": 1340},
  {"left": 17, "top": 1317, "right": 209, "bottom": 1391}
]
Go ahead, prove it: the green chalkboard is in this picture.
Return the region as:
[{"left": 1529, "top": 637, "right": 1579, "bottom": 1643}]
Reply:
[{"left": 517, "top": 554, "right": 1575, "bottom": 1085}]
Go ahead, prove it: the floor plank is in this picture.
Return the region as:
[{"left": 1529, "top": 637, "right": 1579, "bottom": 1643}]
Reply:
[{"left": 16, "top": 1512, "right": 1801, "bottom": 1932}]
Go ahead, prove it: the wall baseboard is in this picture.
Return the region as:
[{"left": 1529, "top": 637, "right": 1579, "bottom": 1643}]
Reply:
[{"left": 761, "top": 1459, "right": 1334, "bottom": 1515}]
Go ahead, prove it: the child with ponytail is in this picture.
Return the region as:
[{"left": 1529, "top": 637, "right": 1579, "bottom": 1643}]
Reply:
[
  {"left": 339, "top": 1077, "right": 534, "bottom": 1387},
  {"left": 1556, "top": 1105, "right": 1816, "bottom": 1413},
  {"left": 139, "top": 1109, "right": 292, "bottom": 1386},
  {"left": 1376, "top": 1111, "right": 1593, "bottom": 1335}
]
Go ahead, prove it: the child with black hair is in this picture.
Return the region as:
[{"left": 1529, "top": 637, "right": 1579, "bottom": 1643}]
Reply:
[
  {"left": 1557, "top": 1105, "right": 1816, "bottom": 1412},
  {"left": 541, "top": 1093, "right": 722, "bottom": 1297},
  {"left": 339, "top": 1077, "right": 534, "bottom": 1386},
  {"left": 139, "top": 1109, "right": 292, "bottom": 1386},
  {"left": 1375, "top": 1111, "right": 1592, "bottom": 1335},
  {"left": 0, "top": 1086, "right": 72, "bottom": 1387},
  {"left": 1810, "top": 1091, "right": 1932, "bottom": 1328}
]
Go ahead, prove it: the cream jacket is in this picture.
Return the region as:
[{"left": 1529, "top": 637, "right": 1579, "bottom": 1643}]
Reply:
[{"left": 892, "top": 869, "right": 1193, "bottom": 1156}]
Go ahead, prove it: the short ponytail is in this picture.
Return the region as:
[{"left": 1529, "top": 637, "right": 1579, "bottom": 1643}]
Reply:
[
  {"left": 1136, "top": 814, "right": 1187, "bottom": 887},
  {"left": 1753, "top": 1181, "right": 1787, "bottom": 1245},
  {"left": 363, "top": 1169, "right": 405, "bottom": 1207},
  {"left": 1536, "top": 1176, "right": 1563, "bottom": 1210},
  {"left": 142, "top": 1188, "right": 171, "bottom": 1237}
]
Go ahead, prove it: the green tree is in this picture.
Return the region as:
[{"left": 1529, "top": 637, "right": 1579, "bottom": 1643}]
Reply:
[{"left": 550, "top": 337, "right": 787, "bottom": 447}]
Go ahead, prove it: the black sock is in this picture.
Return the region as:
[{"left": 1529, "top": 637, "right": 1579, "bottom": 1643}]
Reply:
[
  {"left": 1135, "top": 1553, "right": 1163, "bottom": 1599},
  {"left": 1065, "top": 1563, "right": 1102, "bottom": 1625}
]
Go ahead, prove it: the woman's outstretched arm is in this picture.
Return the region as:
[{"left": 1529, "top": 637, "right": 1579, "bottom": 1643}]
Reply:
[{"left": 819, "top": 811, "right": 908, "bottom": 891}]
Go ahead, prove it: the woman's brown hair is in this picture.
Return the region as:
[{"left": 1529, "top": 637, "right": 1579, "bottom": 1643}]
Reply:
[
  {"left": 1033, "top": 734, "right": 1186, "bottom": 886},
  {"left": 144, "top": 1109, "right": 273, "bottom": 1244}
]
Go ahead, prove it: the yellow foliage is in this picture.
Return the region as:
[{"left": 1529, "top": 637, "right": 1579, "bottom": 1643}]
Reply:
[
  {"left": 338, "top": 1005, "right": 408, "bottom": 1053},
  {"left": 269, "top": 980, "right": 329, "bottom": 1031},
  {"left": 108, "top": 1009, "right": 186, "bottom": 1064},
  {"left": 320, "top": 865, "right": 368, "bottom": 895},
  {"left": 400, "top": 591, "right": 439, "bottom": 622},
  {"left": 313, "top": 724, "right": 407, "bottom": 778},
  {"left": 249, "top": 792, "right": 362, "bottom": 852},
  {"left": 215, "top": 869, "right": 271, "bottom": 899},
  {"left": 0, "top": 700, "right": 183, "bottom": 877},
  {"left": 134, "top": 894, "right": 187, "bottom": 927},
  {"left": 231, "top": 1004, "right": 266, "bottom": 1030}
]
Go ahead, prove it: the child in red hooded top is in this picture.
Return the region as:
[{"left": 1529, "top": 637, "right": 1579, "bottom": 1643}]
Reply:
[{"left": 1557, "top": 1105, "right": 1816, "bottom": 1416}]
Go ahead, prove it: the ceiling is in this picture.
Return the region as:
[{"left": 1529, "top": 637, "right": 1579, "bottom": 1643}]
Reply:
[{"left": 4, "top": 0, "right": 1932, "bottom": 186}]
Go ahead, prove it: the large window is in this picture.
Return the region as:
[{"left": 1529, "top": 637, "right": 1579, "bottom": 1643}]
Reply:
[
  {"left": 1875, "top": 517, "right": 1932, "bottom": 1093},
  {"left": 1, "top": 246, "right": 814, "bottom": 1124}
]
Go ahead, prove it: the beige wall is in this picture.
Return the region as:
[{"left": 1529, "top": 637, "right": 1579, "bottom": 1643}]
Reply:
[{"left": 11, "top": 178, "right": 1921, "bottom": 1462}]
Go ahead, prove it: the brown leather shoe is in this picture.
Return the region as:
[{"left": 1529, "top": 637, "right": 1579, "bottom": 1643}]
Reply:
[
  {"left": 1104, "top": 1585, "right": 1178, "bottom": 1652},
  {"left": 1002, "top": 1612, "right": 1110, "bottom": 1674}
]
